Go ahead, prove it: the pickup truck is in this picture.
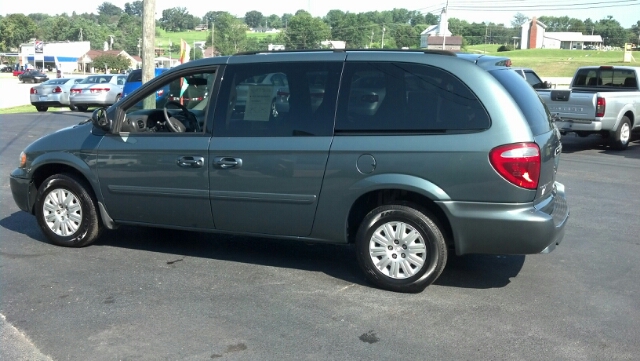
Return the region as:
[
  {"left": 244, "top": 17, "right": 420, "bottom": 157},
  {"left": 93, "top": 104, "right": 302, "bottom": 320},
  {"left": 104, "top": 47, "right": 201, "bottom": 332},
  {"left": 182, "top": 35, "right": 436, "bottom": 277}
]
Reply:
[{"left": 538, "top": 66, "right": 640, "bottom": 150}]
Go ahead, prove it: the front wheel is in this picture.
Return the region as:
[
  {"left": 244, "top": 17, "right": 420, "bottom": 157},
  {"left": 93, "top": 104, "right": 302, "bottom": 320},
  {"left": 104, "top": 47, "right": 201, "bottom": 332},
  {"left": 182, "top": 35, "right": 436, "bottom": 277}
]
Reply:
[
  {"left": 35, "top": 174, "right": 101, "bottom": 247},
  {"left": 355, "top": 204, "right": 447, "bottom": 293},
  {"left": 610, "top": 116, "right": 631, "bottom": 150}
]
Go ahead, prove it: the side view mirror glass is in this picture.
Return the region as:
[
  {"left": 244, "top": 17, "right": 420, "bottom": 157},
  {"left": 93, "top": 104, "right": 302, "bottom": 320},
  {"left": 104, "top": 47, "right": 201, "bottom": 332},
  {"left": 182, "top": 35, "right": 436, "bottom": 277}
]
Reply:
[{"left": 91, "top": 108, "right": 112, "bottom": 132}]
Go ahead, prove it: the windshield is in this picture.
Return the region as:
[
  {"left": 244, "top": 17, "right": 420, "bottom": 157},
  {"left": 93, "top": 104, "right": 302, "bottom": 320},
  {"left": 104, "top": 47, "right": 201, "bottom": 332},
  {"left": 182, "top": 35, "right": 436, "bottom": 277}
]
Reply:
[{"left": 81, "top": 75, "right": 113, "bottom": 84}]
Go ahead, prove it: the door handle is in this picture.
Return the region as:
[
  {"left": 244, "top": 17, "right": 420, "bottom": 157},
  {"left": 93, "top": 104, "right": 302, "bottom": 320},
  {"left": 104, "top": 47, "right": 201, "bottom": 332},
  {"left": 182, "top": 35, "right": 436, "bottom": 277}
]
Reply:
[
  {"left": 214, "top": 157, "right": 243, "bottom": 169},
  {"left": 177, "top": 156, "right": 204, "bottom": 168}
]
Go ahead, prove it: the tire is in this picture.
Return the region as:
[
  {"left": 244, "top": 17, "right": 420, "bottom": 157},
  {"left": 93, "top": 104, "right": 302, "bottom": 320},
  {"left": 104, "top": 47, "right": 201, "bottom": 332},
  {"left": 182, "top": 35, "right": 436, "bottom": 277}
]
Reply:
[
  {"left": 114, "top": 94, "right": 121, "bottom": 103},
  {"left": 610, "top": 116, "right": 631, "bottom": 150},
  {"left": 76, "top": 105, "right": 89, "bottom": 112},
  {"left": 575, "top": 131, "right": 590, "bottom": 138},
  {"left": 36, "top": 106, "right": 48, "bottom": 112},
  {"left": 69, "top": 105, "right": 78, "bottom": 111},
  {"left": 35, "top": 174, "right": 101, "bottom": 247},
  {"left": 355, "top": 204, "right": 447, "bottom": 293}
]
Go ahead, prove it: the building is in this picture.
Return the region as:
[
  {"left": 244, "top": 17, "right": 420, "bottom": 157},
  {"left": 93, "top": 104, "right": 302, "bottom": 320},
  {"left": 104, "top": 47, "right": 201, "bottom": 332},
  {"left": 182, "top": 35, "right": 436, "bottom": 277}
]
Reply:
[
  {"left": 420, "top": 6, "right": 461, "bottom": 51},
  {"left": 79, "top": 50, "right": 141, "bottom": 73},
  {"left": 19, "top": 41, "right": 91, "bottom": 73},
  {"left": 520, "top": 17, "right": 603, "bottom": 50}
]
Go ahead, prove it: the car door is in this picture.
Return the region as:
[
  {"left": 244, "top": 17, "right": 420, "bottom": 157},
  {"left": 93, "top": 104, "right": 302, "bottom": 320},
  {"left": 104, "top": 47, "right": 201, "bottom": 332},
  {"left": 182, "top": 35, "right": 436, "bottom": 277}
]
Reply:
[
  {"left": 96, "top": 67, "right": 219, "bottom": 230},
  {"left": 210, "top": 58, "right": 343, "bottom": 236}
]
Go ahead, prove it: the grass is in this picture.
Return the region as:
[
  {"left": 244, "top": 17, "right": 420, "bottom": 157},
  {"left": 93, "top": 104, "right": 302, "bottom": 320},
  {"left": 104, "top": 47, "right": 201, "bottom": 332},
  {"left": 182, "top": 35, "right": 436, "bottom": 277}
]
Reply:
[{"left": 464, "top": 45, "right": 637, "bottom": 76}]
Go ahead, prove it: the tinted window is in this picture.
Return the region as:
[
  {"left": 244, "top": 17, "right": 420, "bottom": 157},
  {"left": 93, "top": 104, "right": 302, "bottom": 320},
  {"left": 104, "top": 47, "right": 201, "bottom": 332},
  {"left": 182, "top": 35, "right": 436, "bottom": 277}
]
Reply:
[
  {"left": 43, "top": 79, "right": 68, "bottom": 85},
  {"left": 127, "top": 70, "right": 142, "bottom": 82},
  {"left": 214, "top": 62, "right": 341, "bottom": 137},
  {"left": 523, "top": 70, "right": 544, "bottom": 88},
  {"left": 335, "top": 62, "right": 490, "bottom": 132},
  {"left": 81, "top": 75, "right": 113, "bottom": 84},
  {"left": 489, "top": 68, "right": 552, "bottom": 136}
]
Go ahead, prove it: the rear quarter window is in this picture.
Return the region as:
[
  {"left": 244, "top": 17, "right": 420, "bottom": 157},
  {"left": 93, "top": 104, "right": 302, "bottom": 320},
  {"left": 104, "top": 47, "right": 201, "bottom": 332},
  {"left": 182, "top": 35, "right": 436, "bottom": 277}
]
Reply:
[{"left": 489, "top": 68, "right": 552, "bottom": 136}]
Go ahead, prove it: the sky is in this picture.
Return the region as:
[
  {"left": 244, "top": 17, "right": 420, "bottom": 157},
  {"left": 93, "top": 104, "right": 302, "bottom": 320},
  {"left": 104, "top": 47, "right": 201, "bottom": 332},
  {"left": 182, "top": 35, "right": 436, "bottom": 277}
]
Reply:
[{"left": 1, "top": 0, "right": 639, "bottom": 28}]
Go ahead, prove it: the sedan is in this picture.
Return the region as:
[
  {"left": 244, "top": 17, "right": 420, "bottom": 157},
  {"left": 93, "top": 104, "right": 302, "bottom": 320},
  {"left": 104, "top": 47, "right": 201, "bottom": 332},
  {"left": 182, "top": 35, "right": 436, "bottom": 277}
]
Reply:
[
  {"left": 19, "top": 70, "right": 49, "bottom": 83},
  {"left": 30, "top": 77, "right": 86, "bottom": 112},
  {"left": 69, "top": 74, "right": 127, "bottom": 112}
]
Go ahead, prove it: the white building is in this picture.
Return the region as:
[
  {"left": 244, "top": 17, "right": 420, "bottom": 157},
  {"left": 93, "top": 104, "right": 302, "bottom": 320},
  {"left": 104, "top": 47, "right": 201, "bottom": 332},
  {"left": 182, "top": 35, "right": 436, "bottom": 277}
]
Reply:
[
  {"left": 420, "top": 7, "right": 452, "bottom": 48},
  {"left": 520, "top": 18, "right": 603, "bottom": 50},
  {"left": 19, "top": 41, "right": 91, "bottom": 72}
]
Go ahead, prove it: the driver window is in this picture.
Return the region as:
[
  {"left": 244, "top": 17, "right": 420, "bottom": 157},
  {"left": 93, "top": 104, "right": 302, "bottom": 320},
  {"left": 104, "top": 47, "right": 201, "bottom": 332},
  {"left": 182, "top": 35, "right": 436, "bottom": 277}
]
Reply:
[{"left": 121, "top": 70, "right": 216, "bottom": 134}]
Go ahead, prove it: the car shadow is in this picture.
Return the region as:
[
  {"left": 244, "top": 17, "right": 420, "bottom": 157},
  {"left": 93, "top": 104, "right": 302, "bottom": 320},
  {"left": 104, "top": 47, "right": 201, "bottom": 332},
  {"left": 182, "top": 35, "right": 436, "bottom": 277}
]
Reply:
[
  {"left": 1, "top": 212, "right": 525, "bottom": 291},
  {"left": 560, "top": 132, "right": 640, "bottom": 159}
]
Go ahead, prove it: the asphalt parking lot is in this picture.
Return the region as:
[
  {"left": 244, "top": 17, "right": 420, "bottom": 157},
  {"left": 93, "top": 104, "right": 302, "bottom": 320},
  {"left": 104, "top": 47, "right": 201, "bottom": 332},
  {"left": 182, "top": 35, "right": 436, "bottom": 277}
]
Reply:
[{"left": 1, "top": 112, "right": 639, "bottom": 360}]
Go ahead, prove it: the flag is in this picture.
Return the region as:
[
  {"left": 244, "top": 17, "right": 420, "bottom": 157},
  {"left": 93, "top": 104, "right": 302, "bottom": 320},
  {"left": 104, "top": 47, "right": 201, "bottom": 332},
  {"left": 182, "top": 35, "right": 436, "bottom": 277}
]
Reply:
[{"left": 179, "top": 39, "right": 191, "bottom": 64}]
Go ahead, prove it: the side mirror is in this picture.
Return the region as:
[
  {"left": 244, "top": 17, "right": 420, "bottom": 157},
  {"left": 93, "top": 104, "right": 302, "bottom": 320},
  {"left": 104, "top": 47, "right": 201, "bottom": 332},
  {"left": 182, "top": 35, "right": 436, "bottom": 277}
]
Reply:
[{"left": 91, "top": 108, "right": 112, "bottom": 132}]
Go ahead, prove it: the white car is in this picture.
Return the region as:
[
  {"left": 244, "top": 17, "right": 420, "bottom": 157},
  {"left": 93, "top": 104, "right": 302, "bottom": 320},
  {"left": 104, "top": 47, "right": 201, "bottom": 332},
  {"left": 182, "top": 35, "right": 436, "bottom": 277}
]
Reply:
[
  {"left": 29, "top": 77, "right": 86, "bottom": 112},
  {"left": 69, "top": 74, "right": 127, "bottom": 112}
]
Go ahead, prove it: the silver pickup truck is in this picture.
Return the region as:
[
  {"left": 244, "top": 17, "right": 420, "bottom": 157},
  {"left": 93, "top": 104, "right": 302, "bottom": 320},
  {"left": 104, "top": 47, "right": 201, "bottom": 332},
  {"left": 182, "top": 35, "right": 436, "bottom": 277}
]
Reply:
[{"left": 538, "top": 66, "right": 640, "bottom": 150}]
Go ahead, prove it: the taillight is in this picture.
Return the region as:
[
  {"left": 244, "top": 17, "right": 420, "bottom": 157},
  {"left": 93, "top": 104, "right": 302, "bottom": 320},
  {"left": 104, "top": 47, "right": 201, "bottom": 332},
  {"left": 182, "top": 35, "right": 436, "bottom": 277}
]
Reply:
[
  {"left": 157, "top": 89, "right": 164, "bottom": 96},
  {"left": 70, "top": 88, "right": 82, "bottom": 94},
  {"left": 30, "top": 87, "right": 37, "bottom": 94},
  {"left": 596, "top": 97, "right": 605, "bottom": 117},
  {"left": 361, "top": 94, "right": 379, "bottom": 103},
  {"left": 489, "top": 143, "right": 541, "bottom": 190},
  {"left": 90, "top": 88, "right": 110, "bottom": 93},
  {"left": 52, "top": 86, "right": 62, "bottom": 93},
  {"left": 277, "top": 90, "right": 289, "bottom": 97}
]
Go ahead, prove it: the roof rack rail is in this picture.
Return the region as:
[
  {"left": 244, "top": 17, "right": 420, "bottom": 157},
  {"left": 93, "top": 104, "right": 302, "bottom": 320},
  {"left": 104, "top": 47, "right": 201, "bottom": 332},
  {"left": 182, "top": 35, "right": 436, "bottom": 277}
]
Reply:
[{"left": 233, "top": 49, "right": 456, "bottom": 56}]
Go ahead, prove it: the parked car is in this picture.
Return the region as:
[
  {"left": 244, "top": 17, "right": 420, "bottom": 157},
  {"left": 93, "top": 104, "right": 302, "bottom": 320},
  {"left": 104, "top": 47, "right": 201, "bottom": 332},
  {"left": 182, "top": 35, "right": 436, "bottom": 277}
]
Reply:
[
  {"left": 538, "top": 65, "right": 640, "bottom": 150},
  {"left": 30, "top": 77, "right": 86, "bottom": 112},
  {"left": 69, "top": 74, "right": 127, "bottom": 112},
  {"left": 0, "top": 65, "right": 12, "bottom": 73},
  {"left": 9, "top": 50, "right": 569, "bottom": 293},
  {"left": 511, "top": 67, "right": 553, "bottom": 89},
  {"left": 19, "top": 70, "right": 49, "bottom": 83},
  {"left": 122, "top": 68, "right": 169, "bottom": 99}
]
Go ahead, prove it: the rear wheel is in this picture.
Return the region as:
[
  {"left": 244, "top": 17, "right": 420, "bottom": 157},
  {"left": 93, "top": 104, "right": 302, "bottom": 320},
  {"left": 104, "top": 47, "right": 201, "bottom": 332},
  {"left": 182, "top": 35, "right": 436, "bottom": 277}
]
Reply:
[
  {"left": 69, "top": 105, "right": 78, "bottom": 111},
  {"left": 76, "top": 105, "right": 89, "bottom": 112},
  {"left": 35, "top": 174, "right": 101, "bottom": 247},
  {"left": 36, "top": 106, "right": 48, "bottom": 112},
  {"left": 575, "top": 131, "right": 590, "bottom": 138},
  {"left": 610, "top": 116, "right": 631, "bottom": 150},
  {"left": 355, "top": 204, "right": 447, "bottom": 293}
]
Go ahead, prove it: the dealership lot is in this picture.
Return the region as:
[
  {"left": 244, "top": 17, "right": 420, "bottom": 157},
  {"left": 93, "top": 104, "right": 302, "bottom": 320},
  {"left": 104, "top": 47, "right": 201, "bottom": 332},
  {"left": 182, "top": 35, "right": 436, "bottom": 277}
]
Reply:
[{"left": 1, "top": 112, "right": 639, "bottom": 360}]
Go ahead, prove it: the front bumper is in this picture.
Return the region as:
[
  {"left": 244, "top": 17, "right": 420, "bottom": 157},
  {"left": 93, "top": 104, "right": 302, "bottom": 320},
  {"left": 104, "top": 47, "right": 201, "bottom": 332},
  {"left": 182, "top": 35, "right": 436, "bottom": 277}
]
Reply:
[
  {"left": 438, "top": 182, "right": 570, "bottom": 255},
  {"left": 10, "top": 169, "right": 36, "bottom": 214}
]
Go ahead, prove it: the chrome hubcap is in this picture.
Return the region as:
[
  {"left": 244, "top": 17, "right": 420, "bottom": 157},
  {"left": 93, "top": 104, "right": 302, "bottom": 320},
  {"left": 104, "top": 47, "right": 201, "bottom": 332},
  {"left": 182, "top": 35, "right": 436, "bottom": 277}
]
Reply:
[
  {"left": 42, "top": 188, "right": 82, "bottom": 236},
  {"left": 369, "top": 221, "right": 427, "bottom": 279},
  {"left": 620, "top": 123, "right": 630, "bottom": 144}
]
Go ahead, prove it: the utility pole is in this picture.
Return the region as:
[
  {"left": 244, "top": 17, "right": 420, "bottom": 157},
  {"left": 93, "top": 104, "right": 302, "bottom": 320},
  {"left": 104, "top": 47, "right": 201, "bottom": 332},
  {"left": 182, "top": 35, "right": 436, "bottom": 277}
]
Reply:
[
  {"left": 142, "top": 0, "right": 156, "bottom": 109},
  {"left": 442, "top": 0, "right": 449, "bottom": 50},
  {"left": 211, "top": 22, "right": 215, "bottom": 57},
  {"left": 381, "top": 26, "right": 386, "bottom": 48}
]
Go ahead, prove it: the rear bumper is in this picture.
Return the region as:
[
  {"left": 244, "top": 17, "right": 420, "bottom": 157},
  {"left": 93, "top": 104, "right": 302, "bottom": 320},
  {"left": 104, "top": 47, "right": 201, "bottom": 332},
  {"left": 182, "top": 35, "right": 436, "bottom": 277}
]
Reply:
[
  {"left": 438, "top": 182, "right": 569, "bottom": 255},
  {"left": 555, "top": 119, "right": 602, "bottom": 132}
]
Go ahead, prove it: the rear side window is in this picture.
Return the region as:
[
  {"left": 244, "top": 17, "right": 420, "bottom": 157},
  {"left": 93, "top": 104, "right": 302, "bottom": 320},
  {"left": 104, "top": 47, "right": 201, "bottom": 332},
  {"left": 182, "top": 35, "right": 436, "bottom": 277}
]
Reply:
[
  {"left": 489, "top": 68, "right": 552, "bottom": 136},
  {"left": 572, "top": 68, "right": 636, "bottom": 87},
  {"left": 127, "top": 70, "right": 142, "bottom": 82},
  {"left": 335, "top": 62, "right": 490, "bottom": 132}
]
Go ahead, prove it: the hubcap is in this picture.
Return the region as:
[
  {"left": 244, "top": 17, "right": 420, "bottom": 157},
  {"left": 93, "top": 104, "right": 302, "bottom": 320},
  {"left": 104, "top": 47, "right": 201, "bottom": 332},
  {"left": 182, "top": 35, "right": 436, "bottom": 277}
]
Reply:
[
  {"left": 42, "top": 188, "right": 82, "bottom": 236},
  {"left": 620, "top": 123, "right": 630, "bottom": 144},
  {"left": 369, "top": 221, "right": 427, "bottom": 279}
]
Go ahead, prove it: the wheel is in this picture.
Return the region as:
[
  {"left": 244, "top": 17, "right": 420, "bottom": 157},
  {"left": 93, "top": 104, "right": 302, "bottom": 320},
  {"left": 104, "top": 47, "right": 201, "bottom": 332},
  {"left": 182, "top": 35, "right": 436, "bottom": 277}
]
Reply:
[
  {"left": 355, "top": 204, "right": 447, "bottom": 293},
  {"left": 35, "top": 174, "right": 101, "bottom": 247},
  {"left": 610, "top": 116, "right": 631, "bottom": 150},
  {"left": 69, "top": 105, "right": 78, "bottom": 111},
  {"left": 114, "top": 94, "right": 121, "bottom": 103},
  {"left": 36, "top": 106, "right": 48, "bottom": 112},
  {"left": 76, "top": 105, "right": 88, "bottom": 112},
  {"left": 575, "top": 131, "right": 590, "bottom": 138},
  {"left": 270, "top": 99, "right": 278, "bottom": 119}
]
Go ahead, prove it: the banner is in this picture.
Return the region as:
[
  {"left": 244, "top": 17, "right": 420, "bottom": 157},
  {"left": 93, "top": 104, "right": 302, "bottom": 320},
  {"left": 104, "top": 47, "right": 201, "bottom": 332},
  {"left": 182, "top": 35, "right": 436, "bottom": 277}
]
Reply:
[
  {"left": 179, "top": 39, "right": 190, "bottom": 64},
  {"left": 35, "top": 40, "right": 44, "bottom": 53}
]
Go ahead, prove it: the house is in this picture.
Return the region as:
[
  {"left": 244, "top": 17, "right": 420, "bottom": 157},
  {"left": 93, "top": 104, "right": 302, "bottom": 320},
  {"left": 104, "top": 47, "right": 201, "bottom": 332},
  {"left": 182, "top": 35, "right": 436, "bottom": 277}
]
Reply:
[
  {"left": 520, "top": 17, "right": 603, "bottom": 50},
  {"left": 420, "top": 6, "right": 458, "bottom": 50},
  {"left": 79, "top": 50, "right": 140, "bottom": 73},
  {"left": 321, "top": 40, "right": 346, "bottom": 49}
]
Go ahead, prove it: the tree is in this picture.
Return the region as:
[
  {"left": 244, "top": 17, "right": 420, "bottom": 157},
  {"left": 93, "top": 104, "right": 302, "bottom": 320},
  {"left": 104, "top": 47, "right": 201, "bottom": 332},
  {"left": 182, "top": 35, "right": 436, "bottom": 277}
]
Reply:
[
  {"left": 331, "top": 13, "right": 370, "bottom": 48},
  {"left": 124, "top": 1, "right": 144, "bottom": 17},
  {"left": 161, "top": 7, "right": 198, "bottom": 32},
  {"left": 97, "top": 2, "right": 123, "bottom": 17},
  {"left": 92, "top": 53, "right": 131, "bottom": 72},
  {"left": 244, "top": 11, "right": 264, "bottom": 28},
  {"left": 424, "top": 13, "right": 439, "bottom": 25},
  {"left": 511, "top": 13, "right": 529, "bottom": 28},
  {"left": 281, "top": 12, "right": 331, "bottom": 49},
  {"left": 391, "top": 24, "right": 418, "bottom": 48},
  {"left": 266, "top": 14, "right": 282, "bottom": 29},
  {"left": 595, "top": 16, "right": 627, "bottom": 47},
  {"left": 190, "top": 46, "right": 203, "bottom": 60},
  {"left": 205, "top": 12, "right": 248, "bottom": 55},
  {"left": 0, "top": 14, "right": 37, "bottom": 51}
]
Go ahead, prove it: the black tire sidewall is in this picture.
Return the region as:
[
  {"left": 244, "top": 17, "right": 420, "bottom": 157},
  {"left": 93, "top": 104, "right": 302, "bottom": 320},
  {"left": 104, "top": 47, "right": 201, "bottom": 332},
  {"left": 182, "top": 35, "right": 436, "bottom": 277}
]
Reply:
[
  {"left": 356, "top": 205, "right": 447, "bottom": 292},
  {"left": 35, "top": 174, "right": 100, "bottom": 247}
]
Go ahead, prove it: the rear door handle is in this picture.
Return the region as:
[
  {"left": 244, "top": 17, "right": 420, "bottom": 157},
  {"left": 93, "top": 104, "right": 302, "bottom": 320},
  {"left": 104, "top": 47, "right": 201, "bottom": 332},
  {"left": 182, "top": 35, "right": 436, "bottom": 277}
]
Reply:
[
  {"left": 177, "top": 156, "right": 204, "bottom": 168},
  {"left": 214, "top": 157, "right": 243, "bottom": 169}
]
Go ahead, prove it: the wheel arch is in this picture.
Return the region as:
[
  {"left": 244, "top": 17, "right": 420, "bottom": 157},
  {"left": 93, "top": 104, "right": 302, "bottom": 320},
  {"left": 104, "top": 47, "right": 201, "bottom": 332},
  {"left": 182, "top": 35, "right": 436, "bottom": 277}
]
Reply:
[{"left": 345, "top": 186, "right": 454, "bottom": 251}]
